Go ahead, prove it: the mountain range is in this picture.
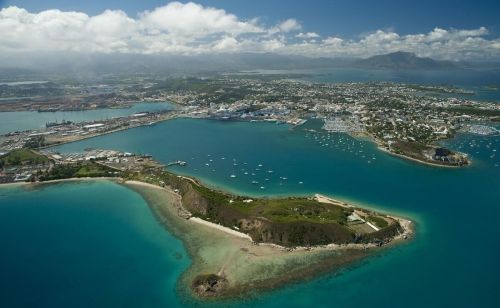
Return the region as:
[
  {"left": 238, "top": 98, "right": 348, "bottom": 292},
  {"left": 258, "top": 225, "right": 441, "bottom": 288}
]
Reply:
[
  {"left": 1, "top": 51, "right": 498, "bottom": 77},
  {"left": 353, "top": 51, "right": 457, "bottom": 70}
]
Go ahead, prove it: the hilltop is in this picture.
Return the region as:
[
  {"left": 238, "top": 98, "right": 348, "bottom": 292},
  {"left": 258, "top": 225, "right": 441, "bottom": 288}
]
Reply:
[{"left": 353, "top": 51, "right": 456, "bottom": 70}]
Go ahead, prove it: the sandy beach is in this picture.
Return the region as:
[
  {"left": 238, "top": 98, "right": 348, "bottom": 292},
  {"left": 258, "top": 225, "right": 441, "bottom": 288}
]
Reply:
[
  {"left": 0, "top": 178, "right": 412, "bottom": 300},
  {"left": 122, "top": 180, "right": 413, "bottom": 301},
  {"left": 376, "top": 144, "right": 469, "bottom": 168},
  {"left": 315, "top": 193, "right": 413, "bottom": 237}
]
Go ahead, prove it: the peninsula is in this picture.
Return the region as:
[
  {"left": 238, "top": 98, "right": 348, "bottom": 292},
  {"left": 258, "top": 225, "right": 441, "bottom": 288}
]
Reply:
[{"left": 0, "top": 148, "right": 413, "bottom": 299}]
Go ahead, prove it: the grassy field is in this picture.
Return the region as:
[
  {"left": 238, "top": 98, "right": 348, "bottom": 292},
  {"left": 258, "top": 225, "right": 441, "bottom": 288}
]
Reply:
[
  {"left": 190, "top": 182, "right": 352, "bottom": 225},
  {"left": 367, "top": 215, "right": 389, "bottom": 228},
  {"left": 392, "top": 140, "right": 429, "bottom": 155},
  {"left": 230, "top": 198, "right": 351, "bottom": 224},
  {"left": 74, "top": 164, "right": 114, "bottom": 177},
  {"left": 0, "top": 149, "right": 49, "bottom": 166},
  {"left": 40, "top": 162, "right": 117, "bottom": 181}
]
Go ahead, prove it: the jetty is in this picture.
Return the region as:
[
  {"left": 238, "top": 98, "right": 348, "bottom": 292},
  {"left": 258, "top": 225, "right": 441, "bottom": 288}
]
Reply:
[{"left": 167, "top": 160, "right": 187, "bottom": 167}]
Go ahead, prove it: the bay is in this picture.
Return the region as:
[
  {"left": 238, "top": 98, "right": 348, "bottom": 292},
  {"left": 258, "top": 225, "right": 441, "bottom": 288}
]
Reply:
[
  {"left": 0, "top": 102, "right": 175, "bottom": 135},
  {"left": 50, "top": 117, "right": 500, "bottom": 307},
  {"left": 0, "top": 180, "right": 189, "bottom": 308}
]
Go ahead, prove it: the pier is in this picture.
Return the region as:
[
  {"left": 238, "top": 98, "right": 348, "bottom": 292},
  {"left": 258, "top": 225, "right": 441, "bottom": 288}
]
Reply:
[{"left": 167, "top": 160, "right": 187, "bottom": 167}]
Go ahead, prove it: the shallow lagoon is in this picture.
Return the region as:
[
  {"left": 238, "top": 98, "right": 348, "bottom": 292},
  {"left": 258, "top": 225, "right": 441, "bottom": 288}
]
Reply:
[{"left": 0, "top": 180, "right": 189, "bottom": 308}]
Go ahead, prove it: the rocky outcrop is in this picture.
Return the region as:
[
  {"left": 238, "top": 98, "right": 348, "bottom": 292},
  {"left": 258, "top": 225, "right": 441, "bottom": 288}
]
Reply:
[{"left": 191, "top": 274, "right": 228, "bottom": 297}]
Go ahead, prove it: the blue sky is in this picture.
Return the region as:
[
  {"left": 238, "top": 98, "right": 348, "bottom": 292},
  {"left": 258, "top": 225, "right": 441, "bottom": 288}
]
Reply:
[
  {"left": 2, "top": 0, "right": 500, "bottom": 38},
  {"left": 1, "top": 0, "right": 500, "bottom": 60}
]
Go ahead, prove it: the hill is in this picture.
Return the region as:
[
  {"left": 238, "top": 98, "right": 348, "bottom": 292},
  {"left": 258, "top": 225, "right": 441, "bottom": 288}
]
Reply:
[{"left": 353, "top": 51, "right": 456, "bottom": 70}]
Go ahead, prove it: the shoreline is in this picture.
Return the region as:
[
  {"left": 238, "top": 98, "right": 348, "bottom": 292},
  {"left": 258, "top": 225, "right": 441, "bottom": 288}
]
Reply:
[
  {"left": 123, "top": 180, "right": 375, "bottom": 301},
  {"left": 38, "top": 113, "right": 180, "bottom": 150},
  {"left": 0, "top": 177, "right": 415, "bottom": 300},
  {"left": 19, "top": 114, "right": 468, "bottom": 171},
  {"left": 348, "top": 129, "right": 470, "bottom": 168},
  {"left": 0, "top": 177, "right": 415, "bottom": 250},
  {"left": 360, "top": 132, "right": 469, "bottom": 168},
  {"left": 125, "top": 180, "right": 414, "bottom": 251},
  {"left": 0, "top": 176, "right": 118, "bottom": 188},
  {"left": 189, "top": 217, "right": 254, "bottom": 241},
  {"left": 376, "top": 143, "right": 469, "bottom": 168}
]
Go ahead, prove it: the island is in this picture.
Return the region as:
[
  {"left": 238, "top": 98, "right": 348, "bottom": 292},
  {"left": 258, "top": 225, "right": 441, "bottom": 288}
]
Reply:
[{"left": 0, "top": 148, "right": 413, "bottom": 299}]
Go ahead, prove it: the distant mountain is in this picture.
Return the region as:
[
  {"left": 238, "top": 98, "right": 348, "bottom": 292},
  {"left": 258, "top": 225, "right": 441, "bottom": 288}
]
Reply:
[
  {"left": 0, "top": 52, "right": 354, "bottom": 77},
  {"left": 4, "top": 51, "right": 500, "bottom": 78},
  {"left": 353, "top": 51, "right": 456, "bottom": 70}
]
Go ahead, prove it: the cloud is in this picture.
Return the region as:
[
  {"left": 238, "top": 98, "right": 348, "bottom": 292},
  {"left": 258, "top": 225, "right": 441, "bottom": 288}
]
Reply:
[
  {"left": 322, "top": 37, "right": 343, "bottom": 45},
  {"left": 296, "top": 32, "right": 320, "bottom": 39},
  {"left": 276, "top": 19, "right": 301, "bottom": 32},
  {"left": 139, "top": 2, "right": 262, "bottom": 38},
  {"left": 0, "top": 3, "right": 499, "bottom": 60}
]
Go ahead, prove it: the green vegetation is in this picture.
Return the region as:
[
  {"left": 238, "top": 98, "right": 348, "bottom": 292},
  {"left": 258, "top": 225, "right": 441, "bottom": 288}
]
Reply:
[
  {"left": 122, "top": 168, "right": 401, "bottom": 246},
  {"left": 0, "top": 149, "right": 49, "bottom": 166},
  {"left": 40, "top": 162, "right": 118, "bottom": 181},
  {"left": 367, "top": 215, "right": 389, "bottom": 228},
  {"left": 440, "top": 106, "right": 500, "bottom": 117},
  {"left": 232, "top": 198, "right": 351, "bottom": 224},
  {"left": 360, "top": 223, "right": 402, "bottom": 243},
  {"left": 189, "top": 180, "right": 352, "bottom": 224},
  {"left": 74, "top": 164, "right": 115, "bottom": 177}
]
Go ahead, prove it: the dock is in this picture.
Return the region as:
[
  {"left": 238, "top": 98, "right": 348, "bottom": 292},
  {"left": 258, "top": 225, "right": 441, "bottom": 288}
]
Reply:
[{"left": 167, "top": 160, "right": 187, "bottom": 167}]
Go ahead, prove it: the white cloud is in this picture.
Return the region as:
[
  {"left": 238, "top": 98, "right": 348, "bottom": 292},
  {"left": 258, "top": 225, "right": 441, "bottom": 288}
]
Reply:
[
  {"left": 139, "top": 2, "right": 262, "bottom": 38},
  {"left": 276, "top": 19, "right": 301, "bottom": 32},
  {"left": 0, "top": 3, "right": 499, "bottom": 60},
  {"left": 322, "top": 37, "right": 343, "bottom": 45},
  {"left": 296, "top": 32, "right": 320, "bottom": 39}
]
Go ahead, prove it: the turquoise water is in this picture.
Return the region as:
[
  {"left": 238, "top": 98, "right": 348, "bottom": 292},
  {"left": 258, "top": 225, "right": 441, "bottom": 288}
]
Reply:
[
  {"left": 0, "top": 180, "right": 189, "bottom": 308},
  {"left": 0, "top": 102, "right": 175, "bottom": 135},
  {"left": 49, "top": 118, "right": 500, "bottom": 307}
]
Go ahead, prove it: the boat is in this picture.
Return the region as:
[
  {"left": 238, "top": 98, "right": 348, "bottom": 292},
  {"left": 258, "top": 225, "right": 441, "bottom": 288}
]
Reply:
[{"left": 230, "top": 174, "right": 237, "bottom": 178}]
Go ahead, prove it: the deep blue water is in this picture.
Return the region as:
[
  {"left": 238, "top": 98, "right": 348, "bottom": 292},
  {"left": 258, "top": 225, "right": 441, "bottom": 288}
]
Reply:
[
  {"left": 0, "top": 102, "right": 175, "bottom": 135},
  {"left": 0, "top": 180, "right": 189, "bottom": 308},
  {"left": 49, "top": 118, "right": 500, "bottom": 307}
]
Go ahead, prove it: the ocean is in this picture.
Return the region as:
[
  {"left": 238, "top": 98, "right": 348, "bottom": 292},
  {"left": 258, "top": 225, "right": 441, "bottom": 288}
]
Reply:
[
  {"left": 1, "top": 68, "right": 500, "bottom": 307},
  {"left": 46, "top": 117, "right": 500, "bottom": 307},
  {"left": 0, "top": 180, "right": 189, "bottom": 308}
]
